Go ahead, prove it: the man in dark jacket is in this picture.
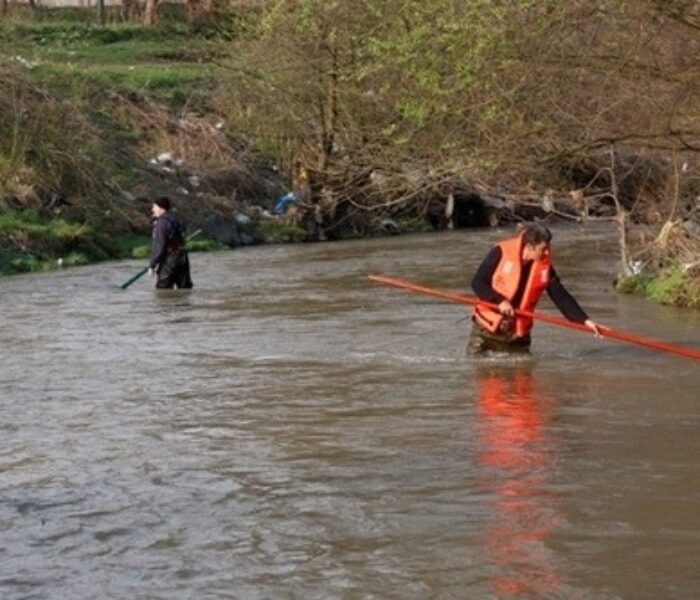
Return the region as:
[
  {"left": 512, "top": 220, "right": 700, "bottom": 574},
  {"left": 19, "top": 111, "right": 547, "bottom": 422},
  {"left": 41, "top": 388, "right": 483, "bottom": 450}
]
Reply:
[{"left": 148, "top": 196, "right": 193, "bottom": 289}]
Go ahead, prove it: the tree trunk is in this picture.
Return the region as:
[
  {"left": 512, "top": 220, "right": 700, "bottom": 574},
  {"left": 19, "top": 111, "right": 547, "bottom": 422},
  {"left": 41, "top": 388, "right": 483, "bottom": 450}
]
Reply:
[
  {"left": 186, "top": 0, "right": 215, "bottom": 22},
  {"left": 144, "top": 0, "right": 158, "bottom": 25},
  {"left": 318, "top": 47, "right": 338, "bottom": 173},
  {"left": 98, "top": 0, "right": 106, "bottom": 25},
  {"left": 1, "top": 0, "right": 7, "bottom": 16},
  {"left": 122, "top": 0, "right": 142, "bottom": 22},
  {"left": 185, "top": 0, "right": 196, "bottom": 22},
  {"left": 609, "top": 147, "right": 633, "bottom": 277}
]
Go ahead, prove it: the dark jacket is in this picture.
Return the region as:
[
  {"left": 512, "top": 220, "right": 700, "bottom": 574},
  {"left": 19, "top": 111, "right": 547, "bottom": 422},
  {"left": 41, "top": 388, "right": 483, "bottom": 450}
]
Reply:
[{"left": 149, "top": 212, "right": 186, "bottom": 270}]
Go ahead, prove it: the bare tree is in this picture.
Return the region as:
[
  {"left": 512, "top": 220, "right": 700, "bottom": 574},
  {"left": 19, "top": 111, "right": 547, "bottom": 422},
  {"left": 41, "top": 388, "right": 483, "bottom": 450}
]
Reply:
[
  {"left": 186, "top": 0, "right": 217, "bottom": 22},
  {"left": 607, "top": 148, "right": 634, "bottom": 276},
  {"left": 122, "top": 0, "right": 143, "bottom": 22},
  {"left": 143, "top": 0, "right": 159, "bottom": 25}
]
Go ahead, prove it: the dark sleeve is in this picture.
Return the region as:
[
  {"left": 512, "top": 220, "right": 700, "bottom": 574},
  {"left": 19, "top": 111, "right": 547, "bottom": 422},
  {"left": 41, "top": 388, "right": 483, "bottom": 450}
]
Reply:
[
  {"left": 471, "top": 246, "right": 506, "bottom": 304},
  {"left": 149, "top": 219, "right": 170, "bottom": 269},
  {"left": 547, "top": 268, "right": 589, "bottom": 323}
]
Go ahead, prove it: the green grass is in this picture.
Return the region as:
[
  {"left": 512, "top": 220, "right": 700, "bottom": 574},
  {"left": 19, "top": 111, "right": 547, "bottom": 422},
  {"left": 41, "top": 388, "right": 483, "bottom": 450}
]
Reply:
[
  {"left": 0, "top": 209, "right": 99, "bottom": 274},
  {"left": 2, "top": 15, "right": 220, "bottom": 106},
  {"left": 646, "top": 266, "right": 700, "bottom": 309},
  {"left": 255, "top": 219, "right": 308, "bottom": 243},
  {"left": 107, "top": 233, "right": 152, "bottom": 259},
  {"left": 0, "top": 10, "right": 258, "bottom": 276},
  {"left": 107, "top": 233, "right": 227, "bottom": 261},
  {"left": 0, "top": 250, "right": 54, "bottom": 274},
  {"left": 0, "top": 209, "right": 90, "bottom": 243},
  {"left": 616, "top": 266, "right": 700, "bottom": 309},
  {"left": 33, "top": 62, "right": 212, "bottom": 94},
  {"left": 0, "top": 214, "right": 232, "bottom": 275},
  {"left": 187, "top": 239, "right": 227, "bottom": 252}
]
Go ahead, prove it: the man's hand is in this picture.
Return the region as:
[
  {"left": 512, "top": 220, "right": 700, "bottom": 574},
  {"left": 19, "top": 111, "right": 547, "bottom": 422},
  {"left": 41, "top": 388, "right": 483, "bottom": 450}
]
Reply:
[
  {"left": 148, "top": 267, "right": 156, "bottom": 278},
  {"left": 584, "top": 319, "right": 602, "bottom": 337},
  {"left": 498, "top": 300, "right": 514, "bottom": 317}
]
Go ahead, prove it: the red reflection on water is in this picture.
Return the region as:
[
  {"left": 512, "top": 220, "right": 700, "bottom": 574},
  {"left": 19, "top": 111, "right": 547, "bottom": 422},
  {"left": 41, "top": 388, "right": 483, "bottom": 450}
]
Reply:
[{"left": 475, "top": 366, "right": 564, "bottom": 597}]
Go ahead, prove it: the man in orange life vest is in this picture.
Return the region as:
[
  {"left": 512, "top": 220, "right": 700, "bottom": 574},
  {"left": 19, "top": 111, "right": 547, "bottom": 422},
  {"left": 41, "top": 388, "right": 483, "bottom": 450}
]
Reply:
[{"left": 469, "top": 224, "right": 600, "bottom": 354}]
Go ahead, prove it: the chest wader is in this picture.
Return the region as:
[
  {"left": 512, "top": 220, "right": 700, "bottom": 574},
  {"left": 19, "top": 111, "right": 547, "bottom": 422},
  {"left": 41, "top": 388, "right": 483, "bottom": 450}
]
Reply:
[
  {"left": 156, "top": 247, "right": 193, "bottom": 289},
  {"left": 467, "top": 317, "right": 531, "bottom": 355}
]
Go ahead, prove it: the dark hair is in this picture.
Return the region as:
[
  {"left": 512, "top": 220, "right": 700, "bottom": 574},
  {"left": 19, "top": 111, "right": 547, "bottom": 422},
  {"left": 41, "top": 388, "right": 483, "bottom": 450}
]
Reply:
[
  {"left": 154, "top": 196, "right": 171, "bottom": 211},
  {"left": 521, "top": 223, "right": 552, "bottom": 246}
]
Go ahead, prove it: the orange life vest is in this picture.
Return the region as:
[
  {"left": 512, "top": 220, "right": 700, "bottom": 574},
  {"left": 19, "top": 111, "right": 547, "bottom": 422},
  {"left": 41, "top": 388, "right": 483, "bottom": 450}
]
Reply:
[{"left": 474, "top": 233, "right": 552, "bottom": 338}]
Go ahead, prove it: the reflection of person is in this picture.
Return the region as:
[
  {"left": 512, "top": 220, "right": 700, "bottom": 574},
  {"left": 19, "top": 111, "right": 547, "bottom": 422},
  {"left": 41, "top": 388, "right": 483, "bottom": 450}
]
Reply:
[
  {"left": 475, "top": 366, "right": 562, "bottom": 597},
  {"left": 468, "top": 224, "right": 599, "bottom": 355},
  {"left": 148, "top": 197, "right": 193, "bottom": 289}
]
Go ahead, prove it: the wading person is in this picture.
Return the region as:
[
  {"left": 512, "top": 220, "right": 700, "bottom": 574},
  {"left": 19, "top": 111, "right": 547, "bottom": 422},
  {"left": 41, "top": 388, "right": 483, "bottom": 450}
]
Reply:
[
  {"left": 148, "top": 196, "right": 193, "bottom": 289},
  {"left": 468, "top": 224, "right": 599, "bottom": 355}
]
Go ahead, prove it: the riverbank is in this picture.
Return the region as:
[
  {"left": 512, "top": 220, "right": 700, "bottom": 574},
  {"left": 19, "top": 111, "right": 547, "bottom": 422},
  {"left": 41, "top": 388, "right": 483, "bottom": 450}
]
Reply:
[{"left": 0, "top": 5, "right": 698, "bottom": 309}]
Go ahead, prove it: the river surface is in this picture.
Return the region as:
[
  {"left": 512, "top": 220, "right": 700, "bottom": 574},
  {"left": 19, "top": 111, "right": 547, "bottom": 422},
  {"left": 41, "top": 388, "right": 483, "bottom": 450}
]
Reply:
[{"left": 1, "top": 224, "right": 699, "bottom": 599}]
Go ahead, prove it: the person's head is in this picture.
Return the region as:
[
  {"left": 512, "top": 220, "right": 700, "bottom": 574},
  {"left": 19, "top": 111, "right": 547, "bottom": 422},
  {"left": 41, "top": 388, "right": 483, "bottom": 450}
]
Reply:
[
  {"left": 521, "top": 223, "right": 552, "bottom": 262},
  {"left": 151, "top": 196, "right": 171, "bottom": 218}
]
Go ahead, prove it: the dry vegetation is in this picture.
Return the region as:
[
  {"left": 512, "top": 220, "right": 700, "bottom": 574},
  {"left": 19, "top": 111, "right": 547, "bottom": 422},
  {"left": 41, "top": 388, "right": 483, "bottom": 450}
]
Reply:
[
  {"left": 215, "top": 2, "right": 700, "bottom": 224},
  {"left": 0, "top": 0, "right": 699, "bottom": 302}
]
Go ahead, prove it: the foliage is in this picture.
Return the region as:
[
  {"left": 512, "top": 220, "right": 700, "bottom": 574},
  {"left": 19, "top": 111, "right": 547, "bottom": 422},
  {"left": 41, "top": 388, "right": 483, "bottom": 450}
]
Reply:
[
  {"left": 396, "top": 217, "right": 433, "bottom": 234},
  {"left": 0, "top": 62, "right": 126, "bottom": 232},
  {"left": 107, "top": 233, "right": 152, "bottom": 259},
  {"left": 0, "top": 249, "right": 54, "bottom": 274},
  {"left": 0, "top": 209, "right": 97, "bottom": 274},
  {"left": 646, "top": 266, "right": 700, "bottom": 308},
  {"left": 127, "top": 237, "right": 228, "bottom": 259},
  {"left": 615, "top": 274, "right": 650, "bottom": 296},
  {"left": 0, "top": 209, "right": 90, "bottom": 245},
  {"left": 616, "top": 267, "right": 700, "bottom": 309},
  {"left": 254, "top": 219, "right": 308, "bottom": 243},
  {"left": 187, "top": 238, "right": 227, "bottom": 252},
  {"left": 218, "top": 0, "right": 566, "bottom": 180},
  {"left": 1, "top": 1, "right": 699, "bottom": 307}
]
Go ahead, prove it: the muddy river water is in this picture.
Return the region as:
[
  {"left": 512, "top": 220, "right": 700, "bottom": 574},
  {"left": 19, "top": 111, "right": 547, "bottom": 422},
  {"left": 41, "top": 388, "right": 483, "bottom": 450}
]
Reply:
[{"left": 1, "top": 224, "right": 699, "bottom": 598}]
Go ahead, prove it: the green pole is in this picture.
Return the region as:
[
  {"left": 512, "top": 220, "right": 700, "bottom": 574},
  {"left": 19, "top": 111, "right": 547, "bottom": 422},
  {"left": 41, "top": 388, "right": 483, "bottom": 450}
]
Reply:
[{"left": 119, "top": 267, "right": 149, "bottom": 290}]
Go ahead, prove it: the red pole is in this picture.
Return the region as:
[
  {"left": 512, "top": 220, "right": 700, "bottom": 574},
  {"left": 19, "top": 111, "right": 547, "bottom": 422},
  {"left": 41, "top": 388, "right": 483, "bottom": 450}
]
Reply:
[{"left": 368, "top": 275, "right": 700, "bottom": 363}]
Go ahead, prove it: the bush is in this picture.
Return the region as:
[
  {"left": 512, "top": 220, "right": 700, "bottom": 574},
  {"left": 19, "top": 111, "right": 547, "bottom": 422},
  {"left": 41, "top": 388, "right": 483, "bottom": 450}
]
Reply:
[
  {"left": 255, "top": 219, "right": 307, "bottom": 243},
  {"left": 616, "top": 267, "right": 700, "bottom": 309},
  {"left": 646, "top": 266, "right": 700, "bottom": 309}
]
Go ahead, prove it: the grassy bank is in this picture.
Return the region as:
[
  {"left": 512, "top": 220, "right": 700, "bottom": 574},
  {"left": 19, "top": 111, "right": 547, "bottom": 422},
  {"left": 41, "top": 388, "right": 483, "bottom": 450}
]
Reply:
[
  {"left": 0, "top": 209, "right": 228, "bottom": 275},
  {"left": 1, "top": 4, "right": 698, "bottom": 311},
  {"left": 0, "top": 8, "right": 275, "bottom": 275},
  {"left": 616, "top": 267, "right": 700, "bottom": 309}
]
